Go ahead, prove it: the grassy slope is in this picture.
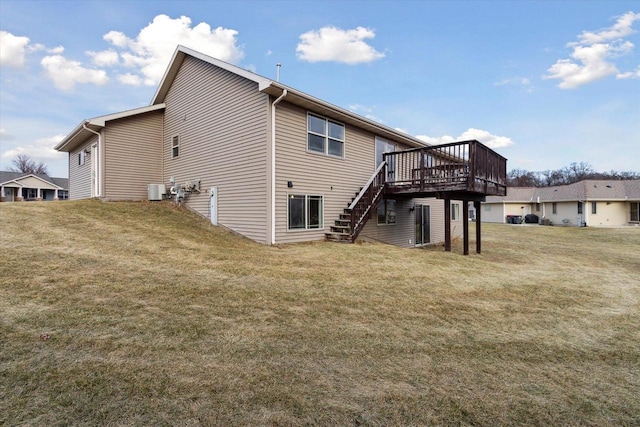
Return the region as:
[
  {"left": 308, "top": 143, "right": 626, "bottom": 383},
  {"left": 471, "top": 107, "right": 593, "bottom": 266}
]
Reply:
[{"left": 1, "top": 200, "right": 639, "bottom": 426}]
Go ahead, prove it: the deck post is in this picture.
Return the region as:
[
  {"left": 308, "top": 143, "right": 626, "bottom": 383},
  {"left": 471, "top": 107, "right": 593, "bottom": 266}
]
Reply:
[
  {"left": 474, "top": 200, "right": 481, "bottom": 253},
  {"left": 444, "top": 198, "right": 451, "bottom": 252},
  {"left": 463, "top": 200, "right": 469, "bottom": 255}
]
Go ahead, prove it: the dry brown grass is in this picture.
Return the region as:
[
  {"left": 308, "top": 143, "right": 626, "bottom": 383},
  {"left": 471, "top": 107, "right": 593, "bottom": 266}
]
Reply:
[{"left": 1, "top": 200, "right": 639, "bottom": 426}]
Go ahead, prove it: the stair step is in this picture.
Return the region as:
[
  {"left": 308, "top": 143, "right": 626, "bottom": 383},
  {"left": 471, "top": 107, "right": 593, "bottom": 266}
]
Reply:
[
  {"left": 325, "top": 232, "right": 352, "bottom": 243},
  {"left": 331, "top": 225, "right": 350, "bottom": 233}
]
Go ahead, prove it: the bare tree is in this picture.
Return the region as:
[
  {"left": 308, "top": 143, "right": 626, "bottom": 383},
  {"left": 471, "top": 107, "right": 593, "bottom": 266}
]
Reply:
[{"left": 9, "top": 154, "right": 49, "bottom": 175}]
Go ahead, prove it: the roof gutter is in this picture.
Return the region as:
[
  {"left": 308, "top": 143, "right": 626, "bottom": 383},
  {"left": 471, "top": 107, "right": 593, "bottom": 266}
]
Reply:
[
  {"left": 82, "top": 123, "right": 101, "bottom": 197},
  {"left": 271, "top": 89, "right": 287, "bottom": 245}
]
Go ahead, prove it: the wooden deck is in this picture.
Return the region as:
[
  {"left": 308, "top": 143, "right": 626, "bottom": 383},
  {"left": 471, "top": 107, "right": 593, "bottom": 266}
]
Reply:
[
  {"left": 383, "top": 140, "right": 507, "bottom": 200},
  {"left": 332, "top": 139, "right": 507, "bottom": 253}
]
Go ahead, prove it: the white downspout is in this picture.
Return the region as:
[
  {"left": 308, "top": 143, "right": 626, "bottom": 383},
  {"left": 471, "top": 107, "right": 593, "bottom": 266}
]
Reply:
[
  {"left": 83, "top": 123, "right": 101, "bottom": 197},
  {"left": 271, "top": 89, "right": 287, "bottom": 245}
]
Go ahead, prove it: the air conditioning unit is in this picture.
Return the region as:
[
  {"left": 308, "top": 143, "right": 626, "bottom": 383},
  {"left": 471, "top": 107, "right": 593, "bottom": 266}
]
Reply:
[{"left": 147, "top": 184, "right": 166, "bottom": 201}]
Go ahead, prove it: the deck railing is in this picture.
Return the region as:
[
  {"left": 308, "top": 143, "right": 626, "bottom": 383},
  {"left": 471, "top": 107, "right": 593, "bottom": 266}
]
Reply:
[{"left": 383, "top": 139, "right": 507, "bottom": 196}]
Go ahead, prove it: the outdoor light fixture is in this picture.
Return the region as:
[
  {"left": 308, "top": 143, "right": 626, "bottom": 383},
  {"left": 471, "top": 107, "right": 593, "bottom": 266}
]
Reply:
[{"left": 287, "top": 181, "right": 293, "bottom": 188}]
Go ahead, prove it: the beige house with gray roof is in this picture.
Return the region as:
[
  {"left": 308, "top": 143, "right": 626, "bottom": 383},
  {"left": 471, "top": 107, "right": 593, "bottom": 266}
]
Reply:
[
  {"left": 55, "top": 46, "right": 506, "bottom": 249},
  {"left": 483, "top": 180, "right": 640, "bottom": 226},
  {"left": 0, "top": 171, "right": 68, "bottom": 202}
]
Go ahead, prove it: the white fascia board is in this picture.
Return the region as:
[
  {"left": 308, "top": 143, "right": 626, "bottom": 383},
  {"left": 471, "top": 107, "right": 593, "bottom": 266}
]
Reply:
[
  {"left": 152, "top": 45, "right": 271, "bottom": 105},
  {"left": 88, "top": 104, "right": 166, "bottom": 126}
]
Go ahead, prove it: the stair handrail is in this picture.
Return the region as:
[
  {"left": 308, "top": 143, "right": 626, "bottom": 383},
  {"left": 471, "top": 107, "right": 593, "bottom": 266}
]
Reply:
[
  {"left": 349, "top": 161, "right": 387, "bottom": 210},
  {"left": 349, "top": 161, "right": 387, "bottom": 242}
]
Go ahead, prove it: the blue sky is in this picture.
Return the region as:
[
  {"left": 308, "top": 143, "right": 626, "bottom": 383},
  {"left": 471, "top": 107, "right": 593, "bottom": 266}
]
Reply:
[{"left": 1, "top": 0, "right": 638, "bottom": 178}]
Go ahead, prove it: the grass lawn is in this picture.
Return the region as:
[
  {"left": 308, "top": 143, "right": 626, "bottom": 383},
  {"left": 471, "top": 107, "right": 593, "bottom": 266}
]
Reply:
[{"left": 1, "top": 200, "right": 639, "bottom": 426}]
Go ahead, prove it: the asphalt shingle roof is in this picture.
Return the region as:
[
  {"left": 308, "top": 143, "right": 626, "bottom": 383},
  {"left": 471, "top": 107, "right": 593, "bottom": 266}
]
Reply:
[
  {"left": 0, "top": 171, "right": 68, "bottom": 190},
  {"left": 485, "top": 179, "right": 640, "bottom": 203}
]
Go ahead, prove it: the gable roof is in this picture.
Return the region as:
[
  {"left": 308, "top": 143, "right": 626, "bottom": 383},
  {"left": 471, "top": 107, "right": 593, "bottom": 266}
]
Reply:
[
  {"left": 152, "top": 45, "right": 429, "bottom": 149},
  {"left": 55, "top": 104, "right": 166, "bottom": 153},
  {"left": 485, "top": 179, "right": 640, "bottom": 203},
  {"left": 0, "top": 171, "right": 68, "bottom": 189}
]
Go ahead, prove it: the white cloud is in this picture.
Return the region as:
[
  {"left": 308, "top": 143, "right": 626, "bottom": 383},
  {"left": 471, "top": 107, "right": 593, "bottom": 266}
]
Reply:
[
  {"left": 104, "top": 30, "right": 129, "bottom": 47},
  {"left": 86, "top": 49, "right": 119, "bottom": 67},
  {"left": 416, "top": 128, "right": 514, "bottom": 149},
  {"left": 296, "top": 26, "right": 385, "bottom": 64},
  {"left": 41, "top": 55, "right": 109, "bottom": 90},
  {"left": 617, "top": 65, "right": 640, "bottom": 79},
  {"left": 576, "top": 11, "right": 640, "bottom": 45},
  {"left": 0, "top": 127, "right": 14, "bottom": 141},
  {"left": 117, "top": 72, "right": 143, "bottom": 85},
  {"left": 48, "top": 45, "right": 64, "bottom": 54},
  {"left": 544, "top": 12, "right": 640, "bottom": 89},
  {"left": 0, "top": 134, "right": 66, "bottom": 163},
  {"left": 0, "top": 31, "right": 31, "bottom": 67},
  {"left": 103, "top": 14, "right": 244, "bottom": 86}
]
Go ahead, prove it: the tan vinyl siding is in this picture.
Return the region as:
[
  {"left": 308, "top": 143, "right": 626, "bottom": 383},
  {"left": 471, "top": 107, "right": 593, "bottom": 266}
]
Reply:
[
  {"left": 162, "top": 55, "right": 269, "bottom": 243},
  {"left": 274, "top": 101, "right": 417, "bottom": 244},
  {"left": 69, "top": 136, "right": 97, "bottom": 200},
  {"left": 481, "top": 203, "right": 506, "bottom": 223},
  {"left": 103, "top": 111, "right": 163, "bottom": 200},
  {"left": 359, "top": 197, "right": 458, "bottom": 248},
  {"left": 359, "top": 198, "right": 414, "bottom": 247},
  {"left": 275, "top": 102, "right": 371, "bottom": 244}
]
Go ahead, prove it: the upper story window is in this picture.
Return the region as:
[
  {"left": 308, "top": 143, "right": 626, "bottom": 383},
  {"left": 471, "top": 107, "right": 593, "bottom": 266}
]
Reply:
[
  {"left": 307, "top": 113, "right": 344, "bottom": 158},
  {"left": 171, "top": 135, "right": 180, "bottom": 158},
  {"left": 78, "top": 150, "right": 86, "bottom": 166}
]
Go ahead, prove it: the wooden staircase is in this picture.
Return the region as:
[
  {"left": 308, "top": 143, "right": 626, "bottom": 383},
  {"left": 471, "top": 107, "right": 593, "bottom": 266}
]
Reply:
[
  {"left": 325, "top": 209, "right": 354, "bottom": 243},
  {"left": 325, "top": 162, "right": 387, "bottom": 243}
]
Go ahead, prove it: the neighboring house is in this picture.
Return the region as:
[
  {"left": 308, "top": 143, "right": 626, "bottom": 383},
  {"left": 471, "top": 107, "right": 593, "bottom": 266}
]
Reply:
[
  {"left": 55, "top": 45, "right": 506, "bottom": 250},
  {"left": 0, "top": 171, "right": 68, "bottom": 202},
  {"left": 482, "top": 180, "right": 640, "bottom": 226}
]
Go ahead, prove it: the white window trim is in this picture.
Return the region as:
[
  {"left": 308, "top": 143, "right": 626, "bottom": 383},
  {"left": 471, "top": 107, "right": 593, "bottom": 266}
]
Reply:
[
  {"left": 307, "top": 113, "right": 345, "bottom": 159},
  {"left": 287, "top": 194, "right": 324, "bottom": 231},
  {"left": 78, "top": 150, "right": 86, "bottom": 166},
  {"left": 171, "top": 135, "right": 180, "bottom": 158}
]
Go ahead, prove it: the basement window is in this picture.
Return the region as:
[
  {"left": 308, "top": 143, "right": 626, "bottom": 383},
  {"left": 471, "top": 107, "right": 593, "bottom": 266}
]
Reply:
[
  {"left": 171, "top": 135, "right": 180, "bottom": 158},
  {"left": 307, "top": 113, "right": 344, "bottom": 158},
  {"left": 377, "top": 199, "right": 396, "bottom": 225},
  {"left": 451, "top": 203, "right": 461, "bottom": 221},
  {"left": 288, "top": 195, "right": 323, "bottom": 230}
]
